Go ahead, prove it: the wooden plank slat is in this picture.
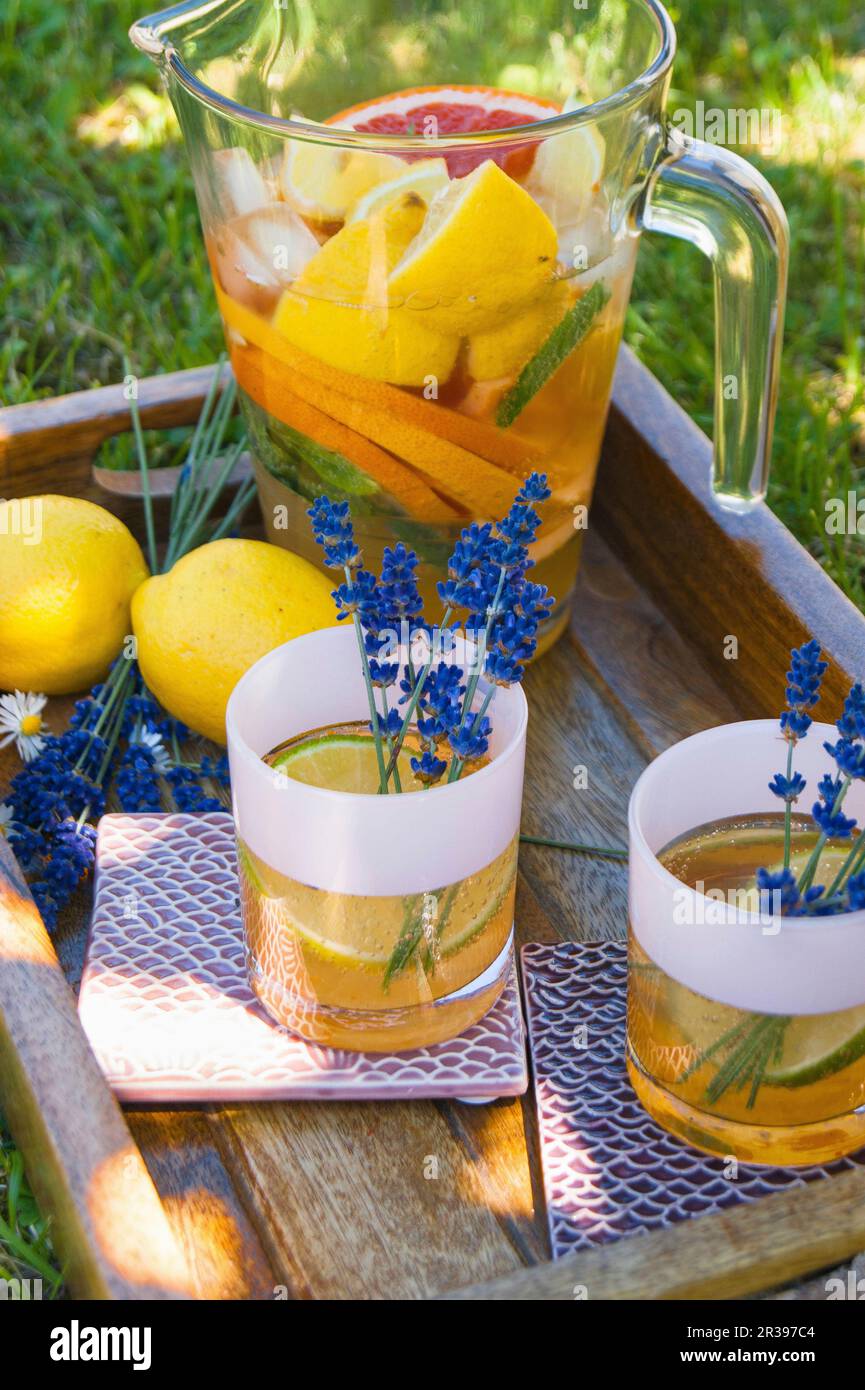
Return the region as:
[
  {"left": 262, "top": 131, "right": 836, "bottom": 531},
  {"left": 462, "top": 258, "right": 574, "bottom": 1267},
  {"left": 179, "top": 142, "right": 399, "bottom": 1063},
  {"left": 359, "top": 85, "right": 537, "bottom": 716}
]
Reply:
[
  {"left": 0, "top": 837, "right": 192, "bottom": 1298},
  {"left": 443, "top": 1164, "right": 865, "bottom": 1301},
  {"left": 211, "top": 1101, "right": 523, "bottom": 1300},
  {"left": 127, "top": 1110, "right": 277, "bottom": 1300}
]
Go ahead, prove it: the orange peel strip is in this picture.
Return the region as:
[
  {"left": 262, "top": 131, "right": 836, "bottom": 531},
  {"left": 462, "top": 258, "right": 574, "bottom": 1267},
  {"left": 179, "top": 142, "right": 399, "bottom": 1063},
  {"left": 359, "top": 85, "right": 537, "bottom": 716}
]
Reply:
[
  {"left": 215, "top": 283, "right": 541, "bottom": 475},
  {"left": 280, "top": 358, "right": 521, "bottom": 517},
  {"left": 232, "top": 344, "right": 464, "bottom": 523}
]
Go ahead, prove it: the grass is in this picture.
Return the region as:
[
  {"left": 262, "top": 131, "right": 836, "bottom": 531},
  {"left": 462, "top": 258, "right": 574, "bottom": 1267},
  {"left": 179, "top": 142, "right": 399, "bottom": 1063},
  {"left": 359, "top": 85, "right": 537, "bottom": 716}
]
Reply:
[
  {"left": 0, "top": 0, "right": 862, "bottom": 1285},
  {"left": 0, "top": 1117, "right": 62, "bottom": 1295}
]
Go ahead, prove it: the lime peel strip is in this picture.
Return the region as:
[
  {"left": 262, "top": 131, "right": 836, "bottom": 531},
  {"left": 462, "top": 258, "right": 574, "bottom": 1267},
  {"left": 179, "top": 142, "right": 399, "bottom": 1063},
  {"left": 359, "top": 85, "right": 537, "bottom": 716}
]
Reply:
[{"left": 496, "top": 280, "right": 611, "bottom": 428}]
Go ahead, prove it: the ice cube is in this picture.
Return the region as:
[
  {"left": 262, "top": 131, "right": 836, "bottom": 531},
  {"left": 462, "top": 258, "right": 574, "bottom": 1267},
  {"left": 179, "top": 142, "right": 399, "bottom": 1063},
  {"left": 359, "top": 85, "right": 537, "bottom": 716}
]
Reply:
[
  {"left": 211, "top": 203, "right": 319, "bottom": 315},
  {"left": 212, "top": 148, "right": 271, "bottom": 218}
]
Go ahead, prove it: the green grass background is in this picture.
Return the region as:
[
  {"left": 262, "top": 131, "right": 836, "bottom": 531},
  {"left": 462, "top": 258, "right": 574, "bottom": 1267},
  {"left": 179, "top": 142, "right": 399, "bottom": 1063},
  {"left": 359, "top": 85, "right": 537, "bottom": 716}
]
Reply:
[{"left": 0, "top": 0, "right": 863, "bottom": 1286}]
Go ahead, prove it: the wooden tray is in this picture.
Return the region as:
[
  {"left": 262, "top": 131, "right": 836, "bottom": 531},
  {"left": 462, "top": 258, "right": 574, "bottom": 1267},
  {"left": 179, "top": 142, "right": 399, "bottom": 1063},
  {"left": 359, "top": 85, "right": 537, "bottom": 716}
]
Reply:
[{"left": 2, "top": 349, "right": 865, "bottom": 1301}]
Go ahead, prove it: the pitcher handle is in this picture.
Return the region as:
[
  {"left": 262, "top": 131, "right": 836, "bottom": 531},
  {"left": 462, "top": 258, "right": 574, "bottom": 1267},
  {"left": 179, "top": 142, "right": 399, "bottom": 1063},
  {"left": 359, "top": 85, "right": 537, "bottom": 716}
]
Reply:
[{"left": 641, "top": 130, "right": 789, "bottom": 512}]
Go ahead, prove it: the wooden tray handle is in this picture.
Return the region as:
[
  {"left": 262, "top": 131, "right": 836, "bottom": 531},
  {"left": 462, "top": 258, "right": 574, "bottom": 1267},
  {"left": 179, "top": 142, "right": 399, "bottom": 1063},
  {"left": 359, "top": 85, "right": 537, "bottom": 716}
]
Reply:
[{"left": 0, "top": 836, "right": 193, "bottom": 1298}]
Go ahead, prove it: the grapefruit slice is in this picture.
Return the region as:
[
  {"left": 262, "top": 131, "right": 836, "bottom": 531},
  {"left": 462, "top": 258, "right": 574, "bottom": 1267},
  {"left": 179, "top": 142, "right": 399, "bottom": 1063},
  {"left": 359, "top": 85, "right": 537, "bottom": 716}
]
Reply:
[{"left": 327, "top": 85, "right": 561, "bottom": 178}]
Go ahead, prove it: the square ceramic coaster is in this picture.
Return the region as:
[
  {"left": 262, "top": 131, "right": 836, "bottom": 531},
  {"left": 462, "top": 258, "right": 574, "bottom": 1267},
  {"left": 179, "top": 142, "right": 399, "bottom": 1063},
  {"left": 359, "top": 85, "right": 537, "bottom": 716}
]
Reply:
[
  {"left": 520, "top": 940, "right": 865, "bottom": 1259},
  {"left": 78, "top": 812, "right": 527, "bottom": 1103}
]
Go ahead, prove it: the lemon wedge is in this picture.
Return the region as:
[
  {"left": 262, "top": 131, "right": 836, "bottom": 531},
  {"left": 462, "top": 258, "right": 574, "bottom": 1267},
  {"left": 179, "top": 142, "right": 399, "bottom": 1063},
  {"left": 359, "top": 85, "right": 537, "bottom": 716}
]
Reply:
[
  {"left": 273, "top": 195, "right": 460, "bottom": 383},
  {"left": 388, "top": 158, "right": 558, "bottom": 334},
  {"left": 467, "top": 278, "right": 573, "bottom": 381}
]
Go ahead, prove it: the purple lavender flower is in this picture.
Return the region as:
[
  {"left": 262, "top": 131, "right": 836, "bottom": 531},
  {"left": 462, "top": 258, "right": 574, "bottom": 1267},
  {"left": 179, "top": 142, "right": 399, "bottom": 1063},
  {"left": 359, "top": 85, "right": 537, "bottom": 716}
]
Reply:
[
  {"left": 779, "top": 639, "right": 827, "bottom": 742},
  {"left": 768, "top": 771, "right": 807, "bottom": 801},
  {"left": 410, "top": 749, "right": 447, "bottom": 786},
  {"left": 308, "top": 498, "right": 360, "bottom": 569}
]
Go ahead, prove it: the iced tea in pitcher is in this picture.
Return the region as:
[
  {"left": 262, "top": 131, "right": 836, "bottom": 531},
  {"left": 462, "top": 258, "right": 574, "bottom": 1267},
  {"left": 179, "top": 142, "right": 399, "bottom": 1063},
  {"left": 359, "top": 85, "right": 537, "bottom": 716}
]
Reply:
[{"left": 133, "top": 0, "right": 787, "bottom": 648}]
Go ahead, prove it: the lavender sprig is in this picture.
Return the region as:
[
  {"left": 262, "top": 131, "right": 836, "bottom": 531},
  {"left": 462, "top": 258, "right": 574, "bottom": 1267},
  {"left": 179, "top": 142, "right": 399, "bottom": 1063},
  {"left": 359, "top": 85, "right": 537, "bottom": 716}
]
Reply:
[
  {"left": 307, "top": 475, "right": 555, "bottom": 984},
  {"left": 769, "top": 639, "right": 827, "bottom": 869}
]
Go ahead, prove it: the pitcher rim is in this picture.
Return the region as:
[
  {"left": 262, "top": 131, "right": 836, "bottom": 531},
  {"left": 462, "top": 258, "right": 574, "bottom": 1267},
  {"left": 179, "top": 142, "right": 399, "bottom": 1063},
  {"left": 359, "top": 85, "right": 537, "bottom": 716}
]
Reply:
[{"left": 130, "top": 0, "right": 677, "bottom": 148}]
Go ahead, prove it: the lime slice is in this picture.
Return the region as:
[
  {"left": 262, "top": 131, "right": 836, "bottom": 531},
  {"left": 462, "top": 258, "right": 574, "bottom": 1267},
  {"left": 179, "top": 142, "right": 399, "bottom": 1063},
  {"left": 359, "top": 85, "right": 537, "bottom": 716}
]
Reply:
[
  {"left": 271, "top": 732, "right": 420, "bottom": 794},
  {"left": 496, "top": 279, "right": 610, "bottom": 427},
  {"left": 764, "top": 1013, "right": 865, "bottom": 1089},
  {"left": 285, "top": 874, "right": 511, "bottom": 970}
]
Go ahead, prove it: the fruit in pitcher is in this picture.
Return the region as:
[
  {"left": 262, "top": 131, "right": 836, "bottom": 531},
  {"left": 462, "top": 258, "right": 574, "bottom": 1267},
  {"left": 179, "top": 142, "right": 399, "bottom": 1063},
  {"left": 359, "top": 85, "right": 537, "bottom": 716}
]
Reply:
[
  {"left": 0, "top": 496, "right": 148, "bottom": 694},
  {"left": 132, "top": 538, "right": 338, "bottom": 744},
  {"left": 467, "top": 279, "right": 572, "bottom": 381},
  {"left": 280, "top": 124, "right": 406, "bottom": 223},
  {"left": 328, "top": 85, "right": 560, "bottom": 178},
  {"left": 388, "top": 159, "right": 558, "bottom": 333},
  {"left": 273, "top": 194, "right": 460, "bottom": 383},
  {"left": 524, "top": 97, "right": 606, "bottom": 267},
  {"left": 210, "top": 202, "right": 319, "bottom": 315},
  {"left": 348, "top": 157, "right": 450, "bottom": 222}
]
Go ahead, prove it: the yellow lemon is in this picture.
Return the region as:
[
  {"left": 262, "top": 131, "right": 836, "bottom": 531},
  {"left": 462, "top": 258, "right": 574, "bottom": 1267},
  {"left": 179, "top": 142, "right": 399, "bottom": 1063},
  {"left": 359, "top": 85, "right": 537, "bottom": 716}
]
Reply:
[
  {"left": 134, "top": 536, "right": 340, "bottom": 745},
  {"left": 467, "top": 278, "right": 573, "bottom": 381},
  {"left": 388, "top": 158, "right": 558, "bottom": 334},
  {"left": 273, "top": 194, "right": 459, "bottom": 384},
  {"left": 280, "top": 130, "right": 406, "bottom": 223},
  {"left": 347, "top": 158, "right": 450, "bottom": 222},
  {"left": 0, "top": 495, "right": 148, "bottom": 694},
  {"left": 132, "top": 539, "right": 338, "bottom": 744}
]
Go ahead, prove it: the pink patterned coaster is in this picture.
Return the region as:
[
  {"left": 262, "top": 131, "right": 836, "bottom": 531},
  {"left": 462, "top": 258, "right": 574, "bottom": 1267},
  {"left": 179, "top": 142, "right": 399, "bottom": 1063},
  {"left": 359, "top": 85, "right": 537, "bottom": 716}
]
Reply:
[
  {"left": 78, "top": 813, "right": 527, "bottom": 1103},
  {"left": 520, "top": 941, "right": 865, "bottom": 1259}
]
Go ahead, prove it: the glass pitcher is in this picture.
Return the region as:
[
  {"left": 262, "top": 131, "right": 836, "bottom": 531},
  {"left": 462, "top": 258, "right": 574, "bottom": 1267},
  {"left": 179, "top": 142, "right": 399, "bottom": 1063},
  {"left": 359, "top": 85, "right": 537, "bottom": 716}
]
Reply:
[{"left": 131, "top": 0, "right": 788, "bottom": 649}]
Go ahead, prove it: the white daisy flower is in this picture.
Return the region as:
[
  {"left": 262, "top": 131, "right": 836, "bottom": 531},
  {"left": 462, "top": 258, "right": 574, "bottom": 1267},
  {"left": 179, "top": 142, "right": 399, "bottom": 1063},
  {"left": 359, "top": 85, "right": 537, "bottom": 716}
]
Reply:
[
  {"left": 0, "top": 690, "right": 49, "bottom": 762},
  {"left": 0, "top": 802, "right": 13, "bottom": 836},
  {"left": 135, "top": 727, "right": 172, "bottom": 773}
]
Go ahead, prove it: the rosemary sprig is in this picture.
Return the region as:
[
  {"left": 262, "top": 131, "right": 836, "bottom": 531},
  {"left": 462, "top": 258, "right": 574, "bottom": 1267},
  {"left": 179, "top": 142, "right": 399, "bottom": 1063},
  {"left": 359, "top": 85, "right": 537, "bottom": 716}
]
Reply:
[
  {"left": 519, "top": 833, "right": 628, "bottom": 860},
  {"left": 683, "top": 1012, "right": 792, "bottom": 1109}
]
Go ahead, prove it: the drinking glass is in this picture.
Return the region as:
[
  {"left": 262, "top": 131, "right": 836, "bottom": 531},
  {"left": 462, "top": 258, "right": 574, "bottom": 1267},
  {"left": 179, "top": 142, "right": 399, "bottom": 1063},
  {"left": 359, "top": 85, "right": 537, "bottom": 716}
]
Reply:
[
  {"left": 225, "top": 625, "right": 527, "bottom": 1050},
  {"left": 628, "top": 721, "right": 865, "bottom": 1164}
]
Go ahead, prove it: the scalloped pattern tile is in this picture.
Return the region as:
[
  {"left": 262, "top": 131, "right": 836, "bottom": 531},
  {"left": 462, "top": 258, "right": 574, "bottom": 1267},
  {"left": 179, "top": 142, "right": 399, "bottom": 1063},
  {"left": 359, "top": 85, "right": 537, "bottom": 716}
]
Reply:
[
  {"left": 520, "top": 941, "right": 865, "bottom": 1258},
  {"left": 77, "top": 813, "right": 527, "bottom": 1102}
]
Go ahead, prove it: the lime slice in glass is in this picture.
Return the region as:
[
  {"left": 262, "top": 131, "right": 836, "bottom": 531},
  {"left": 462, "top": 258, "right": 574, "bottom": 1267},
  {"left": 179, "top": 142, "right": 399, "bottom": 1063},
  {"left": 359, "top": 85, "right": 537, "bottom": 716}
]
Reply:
[
  {"left": 271, "top": 731, "right": 421, "bottom": 794},
  {"left": 764, "top": 1013, "right": 865, "bottom": 1089}
]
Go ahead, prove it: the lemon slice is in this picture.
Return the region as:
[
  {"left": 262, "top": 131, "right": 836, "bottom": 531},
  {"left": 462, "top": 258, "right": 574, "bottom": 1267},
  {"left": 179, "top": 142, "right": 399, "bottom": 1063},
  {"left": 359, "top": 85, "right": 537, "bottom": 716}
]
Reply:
[
  {"left": 271, "top": 731, "right": 421, "bottom": 794},
  {"left": 280, "top": 121, "right": 406, "bottom": 222},
  {"left": 388, "top": 158, "right": 558, "bottom": 334},
  {"left": 348, "top": 158, "right": 451, "bottom": 223}
]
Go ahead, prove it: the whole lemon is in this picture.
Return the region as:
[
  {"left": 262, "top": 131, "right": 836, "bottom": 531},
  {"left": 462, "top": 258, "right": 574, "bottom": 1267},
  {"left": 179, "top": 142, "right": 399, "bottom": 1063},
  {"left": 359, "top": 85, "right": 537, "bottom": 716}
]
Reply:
[
  {"left": 0, "top": 495, "right": 149, "bottom": 694},
  {"left": 132, "top": 538, "right": 338, "bottom": 744}
]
